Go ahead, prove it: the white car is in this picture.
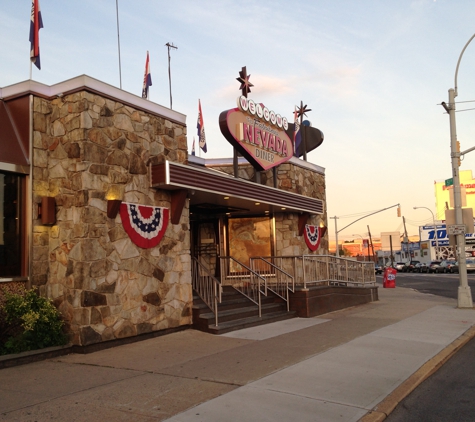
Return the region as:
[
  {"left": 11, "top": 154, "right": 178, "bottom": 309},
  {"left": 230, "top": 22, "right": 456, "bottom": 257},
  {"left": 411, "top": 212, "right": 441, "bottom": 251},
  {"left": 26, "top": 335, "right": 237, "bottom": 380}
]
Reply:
[{"left": 394, "top": 262, "right": 406, "bottom": 271}]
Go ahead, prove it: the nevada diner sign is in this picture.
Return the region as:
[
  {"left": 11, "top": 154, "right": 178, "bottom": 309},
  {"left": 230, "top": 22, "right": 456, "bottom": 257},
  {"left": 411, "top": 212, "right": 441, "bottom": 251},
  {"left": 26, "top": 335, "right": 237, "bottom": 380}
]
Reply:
[{"left": 219, "top": 95, "right": 294, "bottom": 171}]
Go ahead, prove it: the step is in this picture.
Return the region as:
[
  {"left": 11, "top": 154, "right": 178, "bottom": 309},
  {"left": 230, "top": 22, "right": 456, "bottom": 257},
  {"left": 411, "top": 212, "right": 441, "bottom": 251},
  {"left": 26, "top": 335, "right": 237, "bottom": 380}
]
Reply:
[
  {"left": 206, "top": 310, "right": 297, "bottom": 335},
  {"left": 198, "top": 302, "right": 287, "bottom": 324}
]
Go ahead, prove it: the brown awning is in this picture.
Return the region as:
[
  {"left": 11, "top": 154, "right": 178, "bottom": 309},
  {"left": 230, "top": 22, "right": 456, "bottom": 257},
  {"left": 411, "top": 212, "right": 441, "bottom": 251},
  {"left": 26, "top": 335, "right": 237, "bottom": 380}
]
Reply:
[
  {"left": 151, "top": 160, "right": 324, "bottom": 219},
  {"left": 0, "top": 97, "right": 30, "bottom": 167}
]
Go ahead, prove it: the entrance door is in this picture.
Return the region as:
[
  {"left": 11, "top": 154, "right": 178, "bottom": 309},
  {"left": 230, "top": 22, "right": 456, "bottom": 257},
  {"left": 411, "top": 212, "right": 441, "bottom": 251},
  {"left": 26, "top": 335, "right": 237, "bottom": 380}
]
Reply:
[{"left": 191, "top": 219, "right": 220, "bottom": 278}]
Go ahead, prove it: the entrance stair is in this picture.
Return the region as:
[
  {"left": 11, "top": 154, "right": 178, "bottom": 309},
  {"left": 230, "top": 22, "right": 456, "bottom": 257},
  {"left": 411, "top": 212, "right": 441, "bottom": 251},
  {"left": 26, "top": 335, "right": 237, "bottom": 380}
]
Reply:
[{"left": 192, "top": 285, "right": 296, "bottom": 335}]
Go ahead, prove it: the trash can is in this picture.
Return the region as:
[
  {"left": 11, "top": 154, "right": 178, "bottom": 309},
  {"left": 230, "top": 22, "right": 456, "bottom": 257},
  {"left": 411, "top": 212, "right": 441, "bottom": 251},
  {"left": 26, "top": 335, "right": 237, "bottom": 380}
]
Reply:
[{"left": 383, "top": 267, "right": 397, "bottom": 288}]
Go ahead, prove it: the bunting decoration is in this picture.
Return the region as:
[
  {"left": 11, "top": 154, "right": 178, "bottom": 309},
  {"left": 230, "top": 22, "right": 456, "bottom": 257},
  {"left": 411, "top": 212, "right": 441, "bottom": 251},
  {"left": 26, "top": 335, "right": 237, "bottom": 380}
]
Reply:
[
  {"left": 120, "top": 203, "right": 169, "bottom": 249},
  {"left": 304, "top": 224, "right": 323, "bottom": 251}
]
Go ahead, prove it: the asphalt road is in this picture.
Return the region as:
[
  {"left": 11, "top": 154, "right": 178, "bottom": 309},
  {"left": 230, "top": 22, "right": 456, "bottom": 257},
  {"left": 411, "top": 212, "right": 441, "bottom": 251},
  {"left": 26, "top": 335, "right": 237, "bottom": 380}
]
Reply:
[
  {"left": 377, "top": 271, "right": 475, "bottom": 299},
  {"left": 386, "top": 334, "right": 475, "bottom": 422}
]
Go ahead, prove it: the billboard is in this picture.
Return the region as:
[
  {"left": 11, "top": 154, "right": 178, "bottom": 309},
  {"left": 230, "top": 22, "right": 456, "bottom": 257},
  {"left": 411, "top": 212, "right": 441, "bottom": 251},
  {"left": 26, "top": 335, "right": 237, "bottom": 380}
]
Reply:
[{"left": 420, "top": 223, "right": 475, "bottom": 246}]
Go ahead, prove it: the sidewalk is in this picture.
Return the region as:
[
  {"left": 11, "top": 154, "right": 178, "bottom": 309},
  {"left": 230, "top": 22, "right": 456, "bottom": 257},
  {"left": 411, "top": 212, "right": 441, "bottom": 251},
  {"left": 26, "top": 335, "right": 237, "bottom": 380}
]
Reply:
[{"left": 1, "top": 285, "right": 475, "bottom": 422}]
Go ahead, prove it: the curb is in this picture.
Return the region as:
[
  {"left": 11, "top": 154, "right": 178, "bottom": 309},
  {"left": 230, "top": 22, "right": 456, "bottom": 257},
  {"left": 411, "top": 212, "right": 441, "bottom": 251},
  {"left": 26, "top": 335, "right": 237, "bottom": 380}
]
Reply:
[{"left": 359, "top": 323, "right": 475, "bottom": 422}]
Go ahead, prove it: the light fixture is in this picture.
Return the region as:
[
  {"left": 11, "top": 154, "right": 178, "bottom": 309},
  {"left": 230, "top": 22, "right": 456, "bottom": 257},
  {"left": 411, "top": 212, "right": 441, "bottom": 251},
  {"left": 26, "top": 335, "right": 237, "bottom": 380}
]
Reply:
[
  {"left": 38, "top": 196, "right": 56, "bottom": 225},
  {"left": 281, "top": 207, "right": 286, "bottom": 210},
  {"left": 255, "top": 202, "right": 260, "bottom": 205},
  {"left": 106, "top": 186, "right": 124, "bottom": 218},
  {"left": 320, "top": 220, "right": 328, "bottom": 237},
  {"left": 107, "top": 199, "right": 122, "bottom": 218},
  {"left": 224, "top": 196, "right": 230, "bottom": 200}
]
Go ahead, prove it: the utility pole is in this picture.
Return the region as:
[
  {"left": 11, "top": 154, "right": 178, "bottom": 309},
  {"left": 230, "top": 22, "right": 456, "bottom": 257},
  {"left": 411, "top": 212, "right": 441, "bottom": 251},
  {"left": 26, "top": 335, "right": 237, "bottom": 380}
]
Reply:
[
  {"left": 368, "top": 225, "right": 375, "bottom": 262},
  {"left": 330, "top": 216, "right": 339, "bottom": 257},
  {"left": 165, "top": 42, "right": 177, "bottom": 109},
  {"left": 440, "top": 33, "right": 474, "bottom": 308}
]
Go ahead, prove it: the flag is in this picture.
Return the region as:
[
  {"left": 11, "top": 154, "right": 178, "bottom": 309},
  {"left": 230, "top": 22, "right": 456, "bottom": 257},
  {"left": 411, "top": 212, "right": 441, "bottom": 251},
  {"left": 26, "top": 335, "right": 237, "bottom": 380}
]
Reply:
[
  {"left": 197, "top": 99, "right": 207, "bottom": 153},
  {"left": 293, "top": 106, "right": 301, "bottom": 156},
  {"left": 142, "top": 51, "right": 152, "bottom": 99},
  {"left": 29, "top": 0, "right": 44, "bottom": 70},
  {"left": 191, "top": 137, "right": 196, "bottom": 156}
]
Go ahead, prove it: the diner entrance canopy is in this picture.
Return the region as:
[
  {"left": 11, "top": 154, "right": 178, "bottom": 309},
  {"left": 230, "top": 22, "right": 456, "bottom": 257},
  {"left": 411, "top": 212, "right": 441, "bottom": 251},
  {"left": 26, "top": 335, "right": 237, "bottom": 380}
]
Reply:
[{"left": 151, "top": 159, "right": 324, "bottom": 221}]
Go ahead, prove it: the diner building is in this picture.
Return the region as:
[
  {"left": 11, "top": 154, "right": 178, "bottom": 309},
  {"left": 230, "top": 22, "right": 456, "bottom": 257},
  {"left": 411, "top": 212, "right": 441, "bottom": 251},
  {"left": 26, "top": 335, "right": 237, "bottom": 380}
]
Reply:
[{"left": 0, "top": 75, "right": 375, "bottom": 347}]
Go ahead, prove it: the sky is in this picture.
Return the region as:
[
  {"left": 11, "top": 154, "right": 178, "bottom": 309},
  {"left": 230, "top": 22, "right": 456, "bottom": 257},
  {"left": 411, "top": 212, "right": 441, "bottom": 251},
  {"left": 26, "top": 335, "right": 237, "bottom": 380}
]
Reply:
[{"left": 2, "top": 0, "right": 475, "bottom": 243}]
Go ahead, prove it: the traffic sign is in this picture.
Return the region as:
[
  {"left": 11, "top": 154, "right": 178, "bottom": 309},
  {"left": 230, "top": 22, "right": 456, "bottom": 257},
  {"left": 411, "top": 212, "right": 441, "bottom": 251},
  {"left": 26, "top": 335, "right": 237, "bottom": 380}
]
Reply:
[
  {"left": 445, "top": 178, "right": 454, "bottom": 187},
  {"left": 448, "top": 224, "right": 466, "bottom": 235}
]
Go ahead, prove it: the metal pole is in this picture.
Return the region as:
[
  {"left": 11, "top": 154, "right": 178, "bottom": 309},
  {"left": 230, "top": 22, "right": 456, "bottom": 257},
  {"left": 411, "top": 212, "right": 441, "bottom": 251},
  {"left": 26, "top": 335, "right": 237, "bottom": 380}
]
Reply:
[
  {"left": 115, "top": 0, "right": 122, "bottom": 89},
  {"left": 447, "top": 88, "right": 473, "bottom": 308},
  {"left": 331, "top": 216, "right": 339, "bottom": 257},
  {"left": 165, "top": 42, "right": 177, "bottom": 109},
  {"left": 414, "top": 207, "right": 439, "bottom": 260}
]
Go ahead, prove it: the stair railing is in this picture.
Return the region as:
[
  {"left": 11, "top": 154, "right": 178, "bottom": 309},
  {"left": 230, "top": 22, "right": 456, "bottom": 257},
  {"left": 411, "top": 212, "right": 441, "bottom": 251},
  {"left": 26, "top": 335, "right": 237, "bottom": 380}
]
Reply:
[
  {"left": 192, "top": 257, "right": 222, "bottom": 327},
  {"left": 252, "top": 255, "right": 376, "bottom": 288},
  {"left": 250, "top": 257, "right": 294, "bottom": 311},
  {"left": 219, "top": 256, "right": 267, "bottom": 317}
]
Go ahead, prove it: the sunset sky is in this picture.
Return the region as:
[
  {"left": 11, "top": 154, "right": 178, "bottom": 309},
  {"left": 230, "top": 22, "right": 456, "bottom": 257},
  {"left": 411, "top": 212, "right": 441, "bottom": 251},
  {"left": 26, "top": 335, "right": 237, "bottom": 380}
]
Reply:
[{"left": 2, "top": 0, "right": 475, "bottom": 241}]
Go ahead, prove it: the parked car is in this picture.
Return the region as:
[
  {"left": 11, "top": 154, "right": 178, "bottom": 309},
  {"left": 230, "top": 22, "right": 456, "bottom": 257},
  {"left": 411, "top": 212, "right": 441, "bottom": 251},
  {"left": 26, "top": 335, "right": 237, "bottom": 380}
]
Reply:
[
  {"left": 414, "top": 262, "right": 427, "bottom": 273},
  {"left": 436, "top": 259, "right": 456, "bottom": 273},
  {"left": 394, "top": 262, "right": 406, "bottom": 271},
  {"left": 427, "top": 260, "right": 442, "bottom": 273},
  {"left": 402, "top": 261, "right": 420, "bottom": 272},
  {"left": 451, "top": 258, "right": 475, "bottom": 273},
  {"left": 374, "top": 264, "right": 383, "bottom": 275}
]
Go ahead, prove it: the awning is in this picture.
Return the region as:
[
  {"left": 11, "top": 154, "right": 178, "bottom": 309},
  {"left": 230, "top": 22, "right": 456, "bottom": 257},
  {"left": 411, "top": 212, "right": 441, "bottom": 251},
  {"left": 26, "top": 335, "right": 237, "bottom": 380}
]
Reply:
[{"left": 151, "top": 160, "right": 324, "bottom": 222}]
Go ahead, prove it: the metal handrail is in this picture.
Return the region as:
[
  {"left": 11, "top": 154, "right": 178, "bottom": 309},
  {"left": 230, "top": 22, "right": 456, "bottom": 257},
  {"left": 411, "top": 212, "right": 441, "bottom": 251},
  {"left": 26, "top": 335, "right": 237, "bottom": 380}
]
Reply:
[
  {"left": 219, "top": 256, "right": 267, "bottom": 317},
  {"left": 253, "top": 255, "right": 376, "bottom": 288},
  {"left": 191, "top": 257, "right": 222, "bottom": 326},
  {"left": 250, "top": 257, "right": 294, "bottom": 311}
]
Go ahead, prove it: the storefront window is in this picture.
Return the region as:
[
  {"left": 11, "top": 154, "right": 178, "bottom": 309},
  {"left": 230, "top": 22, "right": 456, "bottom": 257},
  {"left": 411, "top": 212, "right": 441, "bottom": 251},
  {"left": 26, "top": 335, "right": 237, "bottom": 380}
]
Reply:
[
  {"left": 0, "top": 172, "right": 23, "bottom": 277},
  {"left": 227, "top": 216, "right": 273, "bottom": 271}
]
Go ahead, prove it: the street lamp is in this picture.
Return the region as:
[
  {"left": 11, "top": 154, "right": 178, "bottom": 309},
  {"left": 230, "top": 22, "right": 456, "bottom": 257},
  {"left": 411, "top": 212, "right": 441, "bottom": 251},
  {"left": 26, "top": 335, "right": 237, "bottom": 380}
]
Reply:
[
  {"left": 331, "top": 203, "right": 400, "bottom": 258},
  {"left": 413, "top": 206, "right": 439, "bottom": 259},
  {"left": 440, "top": 35, "right": 474, "bottom": 308}
]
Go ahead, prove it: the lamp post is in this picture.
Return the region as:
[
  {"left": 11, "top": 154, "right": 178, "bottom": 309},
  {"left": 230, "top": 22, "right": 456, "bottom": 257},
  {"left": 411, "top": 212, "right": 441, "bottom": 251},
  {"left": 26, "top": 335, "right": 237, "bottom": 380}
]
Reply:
[
  {"left": 440, "top": 35, "right": 474, "bottom": 308},
  {"left": 331, "top": 203, "right": 400, "bottom": 258},
  {"left": 413, "top": 206, "right": 439, "bottom": 260}
]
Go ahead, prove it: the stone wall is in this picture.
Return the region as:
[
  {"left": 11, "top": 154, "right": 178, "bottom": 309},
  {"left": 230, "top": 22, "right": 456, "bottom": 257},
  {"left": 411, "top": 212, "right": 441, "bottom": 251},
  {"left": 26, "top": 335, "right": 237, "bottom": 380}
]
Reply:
[
  {"left": 31, "top": 91, "right": 191, "bottom": 346},
  {"left": 210, "top": 161, "right": 328, "bottom": 255}
]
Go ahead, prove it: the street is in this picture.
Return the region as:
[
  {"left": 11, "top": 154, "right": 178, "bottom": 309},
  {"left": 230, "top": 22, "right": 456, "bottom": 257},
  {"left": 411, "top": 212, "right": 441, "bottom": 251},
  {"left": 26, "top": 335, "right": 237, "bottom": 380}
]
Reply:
[{"left": 377, "top": 272, "right": 475, "bottom": 299}]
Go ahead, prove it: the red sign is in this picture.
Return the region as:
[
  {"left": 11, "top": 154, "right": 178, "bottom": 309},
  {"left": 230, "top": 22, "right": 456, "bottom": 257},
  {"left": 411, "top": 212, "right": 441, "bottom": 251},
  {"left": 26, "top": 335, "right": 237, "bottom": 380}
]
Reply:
[{"left": 219, "top": 96, "right": 294, "bottom": 171}]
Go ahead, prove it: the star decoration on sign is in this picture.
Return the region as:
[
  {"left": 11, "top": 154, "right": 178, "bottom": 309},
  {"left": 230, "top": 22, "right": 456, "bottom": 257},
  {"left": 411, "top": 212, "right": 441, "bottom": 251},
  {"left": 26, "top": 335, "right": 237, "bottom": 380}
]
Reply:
[
  {"left": 296, "top": 101, "right": 312, "bottom": 119},
  {"left": 236, "top": 66, "right": 254, "bottom": 98}
]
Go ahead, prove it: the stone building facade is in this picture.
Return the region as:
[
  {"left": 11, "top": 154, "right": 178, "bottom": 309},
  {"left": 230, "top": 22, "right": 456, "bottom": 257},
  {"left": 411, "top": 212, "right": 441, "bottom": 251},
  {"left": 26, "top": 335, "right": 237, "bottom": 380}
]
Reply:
[{"left": 1, "top": 75, "right": 328, "bottom": 347}]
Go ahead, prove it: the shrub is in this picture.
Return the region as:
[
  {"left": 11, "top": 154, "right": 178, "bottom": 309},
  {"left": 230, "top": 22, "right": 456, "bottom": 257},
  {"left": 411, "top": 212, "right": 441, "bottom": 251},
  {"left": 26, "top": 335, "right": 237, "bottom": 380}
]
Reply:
[{"left": 0, "top": 287, "right": 67, "bottom": 355}]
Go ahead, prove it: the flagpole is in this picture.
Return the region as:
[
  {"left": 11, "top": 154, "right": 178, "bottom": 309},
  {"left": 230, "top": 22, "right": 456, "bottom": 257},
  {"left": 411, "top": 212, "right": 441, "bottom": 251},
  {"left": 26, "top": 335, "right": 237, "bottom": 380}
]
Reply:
[
  {"left": 165, "top": 42, "right": 177, "bottom": 109},
  {"left": 115, "top": 0, "right": 122, "bottom": 89}
]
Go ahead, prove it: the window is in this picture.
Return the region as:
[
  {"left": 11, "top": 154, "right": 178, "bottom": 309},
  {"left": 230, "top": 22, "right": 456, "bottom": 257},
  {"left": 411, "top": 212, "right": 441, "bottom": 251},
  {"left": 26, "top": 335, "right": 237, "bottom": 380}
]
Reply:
[
  {"left": 227, "top": 216, "right": 273, "bottom": 272},
  {"left": 0, "top": 171, "right": 25, "bottom": 277}
]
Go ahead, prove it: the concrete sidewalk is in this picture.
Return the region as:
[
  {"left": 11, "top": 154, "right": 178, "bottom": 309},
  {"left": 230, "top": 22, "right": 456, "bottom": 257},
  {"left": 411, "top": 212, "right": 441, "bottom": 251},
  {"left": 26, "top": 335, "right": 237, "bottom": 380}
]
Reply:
[{"left": 1, "top": 285, "right": 475, "bottom": 422}]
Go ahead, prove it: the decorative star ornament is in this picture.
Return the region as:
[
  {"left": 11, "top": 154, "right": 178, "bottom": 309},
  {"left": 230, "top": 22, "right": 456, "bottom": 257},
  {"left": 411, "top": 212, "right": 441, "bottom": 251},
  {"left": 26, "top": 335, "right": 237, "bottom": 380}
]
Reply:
[
  {"left": 236, "top": 66, "right": 254, "bottom": 98},
  {"left": 296, "top": 100, "right": 312, "bottom": 119}
]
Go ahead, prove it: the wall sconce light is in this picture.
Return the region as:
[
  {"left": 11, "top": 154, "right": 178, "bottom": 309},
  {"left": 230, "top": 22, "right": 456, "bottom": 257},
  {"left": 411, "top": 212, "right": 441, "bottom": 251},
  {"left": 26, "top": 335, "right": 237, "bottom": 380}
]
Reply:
[
  {"left": 105, "top": 185, "right": 124, "bottom": 218},
  {"left": 38, "top": 196, "right": 56, "bottom": 225},
  {"left": 107, "top": 199, "right": 122, "bottom": 219},
  {"left": 319, "top": 220, "right": 328, "bottom": 237}
]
